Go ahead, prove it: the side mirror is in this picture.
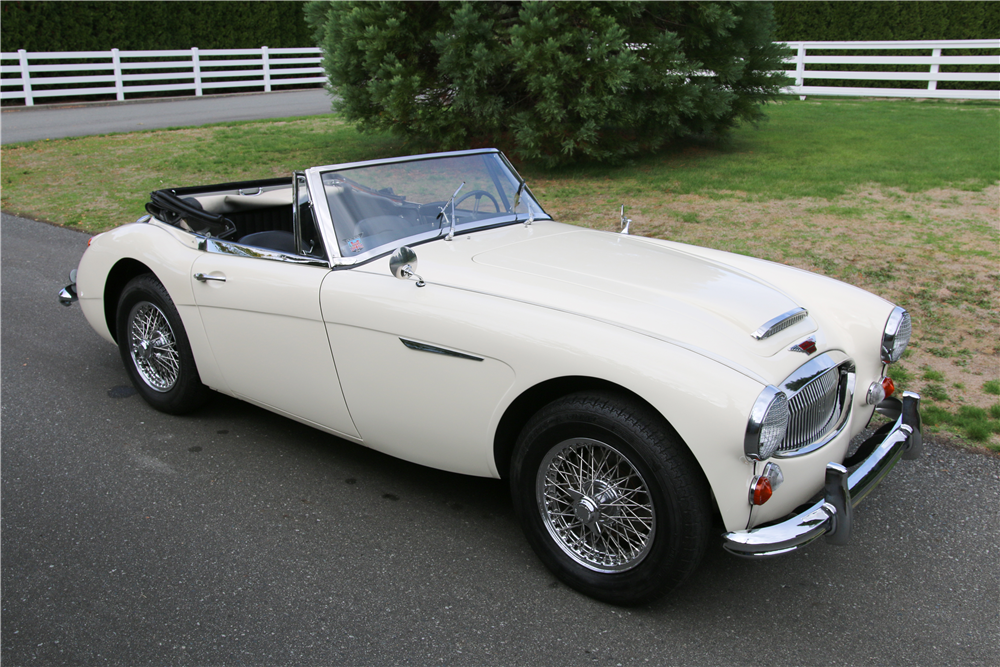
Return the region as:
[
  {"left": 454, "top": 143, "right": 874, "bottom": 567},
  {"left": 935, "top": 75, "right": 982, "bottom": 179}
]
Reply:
[{"left": 389, "top": 246, "right": 426, "bottom": 287}]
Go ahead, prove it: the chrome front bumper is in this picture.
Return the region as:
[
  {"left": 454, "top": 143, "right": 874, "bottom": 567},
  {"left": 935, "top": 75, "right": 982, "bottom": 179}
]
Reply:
[{"left": 722, "top": 391, "right": 922, "bottom": 558}]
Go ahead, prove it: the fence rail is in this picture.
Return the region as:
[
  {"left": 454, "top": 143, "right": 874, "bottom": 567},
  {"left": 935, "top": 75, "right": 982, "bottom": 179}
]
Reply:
[
  {"left": 781, "top": 39, "right": 999, "bottom": 100},
  {"left": 1, "top": 46, "right": 325, "bottom": 106},
  {"left": 2, "top": 41, "right": 998, "bottom": 107}
]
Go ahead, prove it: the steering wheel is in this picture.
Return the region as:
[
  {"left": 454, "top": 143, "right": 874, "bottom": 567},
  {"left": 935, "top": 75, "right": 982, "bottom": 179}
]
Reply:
[{"left": 455, "top": 190, "right": 501, "bottom": 214}]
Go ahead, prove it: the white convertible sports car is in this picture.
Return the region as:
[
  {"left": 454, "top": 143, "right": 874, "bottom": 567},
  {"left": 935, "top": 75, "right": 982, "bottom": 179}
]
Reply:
[{"left": 60, "top": 149, "right": 922, "bottom": 605}]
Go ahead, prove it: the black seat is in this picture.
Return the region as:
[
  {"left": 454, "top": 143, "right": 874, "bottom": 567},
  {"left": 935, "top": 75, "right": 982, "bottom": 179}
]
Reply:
[{"left": 238, "top": 230, "right": 296, "bottom": 254}]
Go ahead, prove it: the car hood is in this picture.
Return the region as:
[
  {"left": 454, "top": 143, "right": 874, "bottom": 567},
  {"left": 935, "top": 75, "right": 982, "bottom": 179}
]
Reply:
[{"left": 457, "top": 226, "right": 819, "bottom": 383}]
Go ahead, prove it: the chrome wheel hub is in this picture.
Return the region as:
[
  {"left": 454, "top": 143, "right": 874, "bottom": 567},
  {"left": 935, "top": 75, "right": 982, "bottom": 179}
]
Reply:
[
  {"left": 128, "top": 302, "right": 180, "bottom": 393},
  {"left": 537, "top": 438, "right": 655, "bottom": 573}
]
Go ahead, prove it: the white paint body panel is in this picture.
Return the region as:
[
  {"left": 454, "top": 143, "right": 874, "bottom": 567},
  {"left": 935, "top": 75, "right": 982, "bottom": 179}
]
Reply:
[
  {"left": 74, "top": 200, "right": 897, "bottom": 534},
  {"left": 189, "top": 253, "right": 359, "bottom": 440}
]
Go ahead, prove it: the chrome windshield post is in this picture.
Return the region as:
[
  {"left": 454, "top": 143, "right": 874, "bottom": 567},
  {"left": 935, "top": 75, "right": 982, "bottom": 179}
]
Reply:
[{"left": 292, "top": 171, "right": 305, "bottom": 256}]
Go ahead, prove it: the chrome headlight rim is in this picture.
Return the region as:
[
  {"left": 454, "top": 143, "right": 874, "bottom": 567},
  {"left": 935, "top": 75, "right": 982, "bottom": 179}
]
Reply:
[
  {"left": 881, "top": 306, "right": 912, "bottom": 364},
  {"left": 744, "top": 386, "right": 790, "bottom": 462}
]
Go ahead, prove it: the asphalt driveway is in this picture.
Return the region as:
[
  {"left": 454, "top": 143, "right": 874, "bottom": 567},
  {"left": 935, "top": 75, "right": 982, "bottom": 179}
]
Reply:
[
  {"left": 0, "top": 89, "right": 334, "bottom": 144},
  {"left": 2, "top": 212, "right": 998, "bottom": 666}
]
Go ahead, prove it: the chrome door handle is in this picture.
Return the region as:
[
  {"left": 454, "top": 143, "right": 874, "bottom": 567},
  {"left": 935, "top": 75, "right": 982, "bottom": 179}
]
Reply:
[{"left": 194, "top": 273, "right": 226, "bottom": 283}]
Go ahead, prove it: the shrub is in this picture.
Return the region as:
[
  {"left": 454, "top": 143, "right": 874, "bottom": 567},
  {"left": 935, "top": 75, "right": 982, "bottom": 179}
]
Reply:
[{"left": 306, "top": 1, "right": 790, "bottom": 166}]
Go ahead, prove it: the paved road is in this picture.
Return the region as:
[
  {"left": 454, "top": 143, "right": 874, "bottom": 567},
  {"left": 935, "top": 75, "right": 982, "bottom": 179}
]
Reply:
[
  {"left": 0, "top": 89, "right": 334, "bottom": 144},
  {"left": 2, "top": 212, "right": 998, "bottom": 666}
]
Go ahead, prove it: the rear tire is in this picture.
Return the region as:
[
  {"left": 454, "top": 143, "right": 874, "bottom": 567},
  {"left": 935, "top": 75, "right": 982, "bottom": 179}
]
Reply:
[
  {"left": 510, "top": 391, "right": 711, "bottom": 605},
  {"left": 116, "top": 274, "right": 209, "bottom": 414}
]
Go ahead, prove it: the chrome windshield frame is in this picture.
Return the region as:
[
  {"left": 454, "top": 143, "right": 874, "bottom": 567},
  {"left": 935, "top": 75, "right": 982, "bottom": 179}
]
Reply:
[{"left": 303, "top": 149, "right": 550, "bottom": 266}]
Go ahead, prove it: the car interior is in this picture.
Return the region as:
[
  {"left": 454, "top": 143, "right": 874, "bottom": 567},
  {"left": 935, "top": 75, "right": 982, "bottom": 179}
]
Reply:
[{"left": 145, "top": 178, "right": 325, "bottom": 259}]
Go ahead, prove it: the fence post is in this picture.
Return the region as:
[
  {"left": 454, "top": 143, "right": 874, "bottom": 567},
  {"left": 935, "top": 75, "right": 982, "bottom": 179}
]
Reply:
[
  {"left": 928, "top": 48, "right": 941, "bottom": 91},
  {"left": 17, "top": 49, "right": 33, "bottom": 107},
  {"left": 112, "top": 48, "right": 125, "bottom": 101},
  {"left": 262, "top": 46, "right": 271, "bottom": 92},
  {"left": 192, "top": 47, "right": 203, "bottom": 96},
  {"left": 795, "top": 43, "right": 806, "bottom": 100}
]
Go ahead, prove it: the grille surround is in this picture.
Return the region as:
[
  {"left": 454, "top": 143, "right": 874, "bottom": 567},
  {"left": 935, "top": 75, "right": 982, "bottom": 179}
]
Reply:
[{"left": 774, "top": 352, "right": 855, "bottom": 458}]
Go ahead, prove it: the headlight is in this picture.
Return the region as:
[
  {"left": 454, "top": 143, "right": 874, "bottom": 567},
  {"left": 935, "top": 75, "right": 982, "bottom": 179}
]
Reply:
[
  {"left": 744, "top": 386, "right": 790, "bottom": 461},
  {"left": 881, "top": 306, "right": 912, "bottom": 364}
]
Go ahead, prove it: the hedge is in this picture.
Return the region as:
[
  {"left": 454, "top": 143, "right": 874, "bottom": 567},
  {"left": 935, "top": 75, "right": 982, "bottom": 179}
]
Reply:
[
  {"left": 0, "top": 1, "right": 313, "bottom": 52},
  {"left": 774, "top": 1, "right": 999, "bottom": 93},
  {"left": 773, "top": 1, "right": 998, "bottom": 41}
]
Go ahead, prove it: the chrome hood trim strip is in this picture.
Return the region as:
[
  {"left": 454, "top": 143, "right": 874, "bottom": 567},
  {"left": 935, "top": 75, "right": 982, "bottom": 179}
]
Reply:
[{"left": 752, "top": 307, "right": 809, "bottom": 340}]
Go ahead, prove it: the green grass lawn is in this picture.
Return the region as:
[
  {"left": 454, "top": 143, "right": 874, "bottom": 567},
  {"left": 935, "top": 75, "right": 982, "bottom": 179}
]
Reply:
[
  {"left": 2, "top": 98, "right": 997, "bottom": 231},
  {"left": 526, "top": 97, "right": 999, "bottom": 200},
  {"left": 2, "top": 96, "right": 998, "bottom": 449}
]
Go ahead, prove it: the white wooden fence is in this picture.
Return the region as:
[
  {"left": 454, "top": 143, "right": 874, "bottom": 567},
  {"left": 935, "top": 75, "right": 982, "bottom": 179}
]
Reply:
[
  {"left": 2, "top": 41, "right": 998, "bottom": 106},
  {"left": 1, "top": 46, "right": 325, "bottom": 106},
  {"left": 782, "top": 39, "right": 999, "bottom": 100}
]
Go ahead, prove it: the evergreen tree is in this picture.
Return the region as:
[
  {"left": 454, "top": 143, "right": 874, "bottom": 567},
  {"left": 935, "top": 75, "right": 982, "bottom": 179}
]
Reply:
[{"left": 306, "top": 1, "right": 790, "bottom": 166}]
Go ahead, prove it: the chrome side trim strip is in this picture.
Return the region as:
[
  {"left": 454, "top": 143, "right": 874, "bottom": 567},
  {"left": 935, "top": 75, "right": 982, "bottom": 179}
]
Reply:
[
  {"left": 751, "top": 307, "right": 808, "bottom": 340},
  {"left": 399, "top": 338, "right": 484, "bottom": 362},
  {"left": 202, "top": 238, "right": 330, "bottom": 268}
]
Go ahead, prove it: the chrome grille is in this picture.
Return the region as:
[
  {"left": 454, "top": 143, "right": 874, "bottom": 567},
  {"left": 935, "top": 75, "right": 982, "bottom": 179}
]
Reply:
[{"left": 779, "top": 366, "right": 842, "bottom": 453}]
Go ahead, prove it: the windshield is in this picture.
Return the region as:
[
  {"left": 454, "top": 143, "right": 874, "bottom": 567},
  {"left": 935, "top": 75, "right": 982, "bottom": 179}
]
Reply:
[{"left": 317, "top": 151, "right": 546, "bottom": 259}]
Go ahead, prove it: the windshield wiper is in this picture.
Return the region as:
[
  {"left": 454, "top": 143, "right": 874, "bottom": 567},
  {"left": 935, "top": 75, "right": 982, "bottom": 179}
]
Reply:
[
  {"left": 437, "top": 181, "right": 465, "bottom": 241},
  {"left": 512, "top": 181, "right": 524, "bottom": 224}
]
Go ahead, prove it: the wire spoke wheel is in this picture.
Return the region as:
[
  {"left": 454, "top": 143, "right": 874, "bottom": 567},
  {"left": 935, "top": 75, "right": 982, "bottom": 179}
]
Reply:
[
  {"left": 127, "top": 301, "right": 180, "bottom": 392},
  {"left": 117, "top": 274, "right": 209, "bottom": 414},
  {"left": 536, "top": 437, "right": 655, "bottom": 573},
  {"left": 513, "top": 393, "right": 711, "bottom": 604}
]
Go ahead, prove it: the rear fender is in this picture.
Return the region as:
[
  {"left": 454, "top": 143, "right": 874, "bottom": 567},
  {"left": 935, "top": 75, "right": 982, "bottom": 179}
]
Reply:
[{"left": 77, "top": 222, "right": 228, "bottom": 393}]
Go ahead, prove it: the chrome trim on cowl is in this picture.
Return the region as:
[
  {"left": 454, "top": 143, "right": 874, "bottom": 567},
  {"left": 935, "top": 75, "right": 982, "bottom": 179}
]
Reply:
[{"left": 751, "top": 307, "right": 808, "bottom": 340}]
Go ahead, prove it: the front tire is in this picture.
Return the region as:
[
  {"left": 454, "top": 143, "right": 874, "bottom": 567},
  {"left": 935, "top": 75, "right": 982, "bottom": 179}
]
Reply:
[
  {"left": 116, "top": 274, "right": 209, "bottom": 414},
  {"left": 510, "top": 392, "right": 711, "bottom": 605}
]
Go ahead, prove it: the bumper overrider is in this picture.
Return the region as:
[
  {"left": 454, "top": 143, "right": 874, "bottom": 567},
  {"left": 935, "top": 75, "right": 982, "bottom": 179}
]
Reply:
[
  {"left": 58, "top": 270, "right": 78, "bottom": 307},
  {"left": 722, "top": 391, "right": 922, "bottom": 558}
]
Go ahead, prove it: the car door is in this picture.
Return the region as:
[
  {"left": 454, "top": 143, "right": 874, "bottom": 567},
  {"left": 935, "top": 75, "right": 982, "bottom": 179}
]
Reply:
[
  {"left": 318, "top": 267, "right": 517, "bottom": 476},
  {"left": 190, "top": 242, "right": 360, "bottom": 440}
]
